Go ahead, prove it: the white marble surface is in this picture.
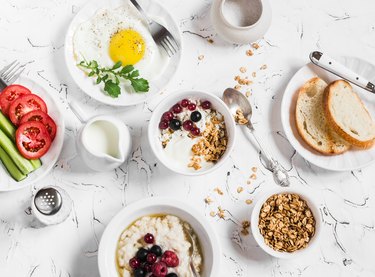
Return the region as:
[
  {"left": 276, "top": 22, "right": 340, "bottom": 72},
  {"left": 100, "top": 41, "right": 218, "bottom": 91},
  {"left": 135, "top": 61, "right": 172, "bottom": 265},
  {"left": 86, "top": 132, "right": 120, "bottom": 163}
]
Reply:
[{"left": 1, "top": 0, "right": 375, "bottom": 276}]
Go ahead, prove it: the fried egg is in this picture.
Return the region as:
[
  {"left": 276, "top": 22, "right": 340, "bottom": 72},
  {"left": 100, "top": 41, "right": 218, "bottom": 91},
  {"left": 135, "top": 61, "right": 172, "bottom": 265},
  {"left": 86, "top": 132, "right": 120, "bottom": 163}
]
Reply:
[{"left": 73, "top": 4, "right": 167, "bottom": 82}]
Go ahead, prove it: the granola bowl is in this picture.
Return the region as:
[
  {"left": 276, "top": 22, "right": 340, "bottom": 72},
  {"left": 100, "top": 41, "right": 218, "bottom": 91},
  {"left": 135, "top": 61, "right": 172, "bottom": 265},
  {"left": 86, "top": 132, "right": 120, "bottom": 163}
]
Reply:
[
  {"left": 148, "top": 91, "right": 236, "bottom": 175},
  {"left": 250, "top": 188, "right": 322, "bottom": 259}
]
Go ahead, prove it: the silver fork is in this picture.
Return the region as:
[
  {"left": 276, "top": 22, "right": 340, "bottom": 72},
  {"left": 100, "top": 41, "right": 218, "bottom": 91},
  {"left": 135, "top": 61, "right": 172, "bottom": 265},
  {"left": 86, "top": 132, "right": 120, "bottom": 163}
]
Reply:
[
  {"left": 130, "top": 0, "right": 180, "bottom": 57},
  {"left": 0, "top": 60, "right": 25, "bottom": 91}
]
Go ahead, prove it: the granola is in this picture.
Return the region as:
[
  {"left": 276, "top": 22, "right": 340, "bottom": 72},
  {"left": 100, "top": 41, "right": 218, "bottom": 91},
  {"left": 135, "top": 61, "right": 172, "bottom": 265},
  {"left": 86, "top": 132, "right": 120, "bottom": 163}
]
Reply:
[
  {"left": 258, "top": 193, "right": 316, "bottom": 253},
  {"left": 234, "top": 109, "right": 249, "bottom": 125}
]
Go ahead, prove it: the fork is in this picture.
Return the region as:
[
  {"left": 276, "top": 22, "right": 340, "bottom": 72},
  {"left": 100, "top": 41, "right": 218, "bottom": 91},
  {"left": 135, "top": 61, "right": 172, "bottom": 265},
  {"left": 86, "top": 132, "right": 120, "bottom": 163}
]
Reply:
[
  {"left": 130, "top": 0, "right": 180, "bottom": 57},
  {"left": 0, "top": 60, "right": 25, "bottom": 91}
]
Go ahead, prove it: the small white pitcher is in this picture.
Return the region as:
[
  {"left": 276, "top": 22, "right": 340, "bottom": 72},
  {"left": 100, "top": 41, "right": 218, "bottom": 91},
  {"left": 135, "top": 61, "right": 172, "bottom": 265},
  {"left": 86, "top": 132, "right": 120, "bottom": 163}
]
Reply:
[{"left": 70, "top": 102, "right": 132, "bottom": 172}]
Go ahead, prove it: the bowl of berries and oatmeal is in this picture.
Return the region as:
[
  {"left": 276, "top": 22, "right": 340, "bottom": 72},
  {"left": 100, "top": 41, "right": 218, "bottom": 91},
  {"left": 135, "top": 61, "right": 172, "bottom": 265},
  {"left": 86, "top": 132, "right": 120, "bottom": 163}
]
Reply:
[
  {"left": 148, "top": 91, "right": 236, "bottom": 175},
  {"left": 98, "top": 198, "right": 221, "bottom": 277}
]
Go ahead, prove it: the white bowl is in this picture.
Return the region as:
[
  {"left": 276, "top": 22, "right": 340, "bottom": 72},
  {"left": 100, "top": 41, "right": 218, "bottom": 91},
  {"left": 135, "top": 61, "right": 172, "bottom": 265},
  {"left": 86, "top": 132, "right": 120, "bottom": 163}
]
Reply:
[
  {"left": 148, "top": 91, "right": 236, "bottom": 176},
  {"left": 98, "top": 198, "right": 221, "bottom": 277},
  {"left": 251, "top": 187, "right": 322, "bottom": 259}
]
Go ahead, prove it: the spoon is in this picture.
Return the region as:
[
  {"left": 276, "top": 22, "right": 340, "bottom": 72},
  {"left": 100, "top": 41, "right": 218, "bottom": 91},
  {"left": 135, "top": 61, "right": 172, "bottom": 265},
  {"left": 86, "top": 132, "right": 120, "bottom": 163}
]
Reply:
[
  {"left": 183, "top": 223, "right": 200, "bottom": 277},
  {"left": 34, "top": 187, "right": 62, "bottom": 215},
  {"left": 223, "top": 88, "right": 290, "bottom": 187}
]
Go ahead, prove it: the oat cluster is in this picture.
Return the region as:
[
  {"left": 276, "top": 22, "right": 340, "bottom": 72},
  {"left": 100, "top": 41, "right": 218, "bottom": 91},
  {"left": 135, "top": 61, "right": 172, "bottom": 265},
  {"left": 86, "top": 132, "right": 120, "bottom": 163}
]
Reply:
[
  {"left": 258, "top": 193, "right": 315, "bottom": 253},
  {"left": 234, "top": 109, "right": 249, "bottom": 125},
  {"left": 189, "top": 112, "right": 227, "bottom": 170}
]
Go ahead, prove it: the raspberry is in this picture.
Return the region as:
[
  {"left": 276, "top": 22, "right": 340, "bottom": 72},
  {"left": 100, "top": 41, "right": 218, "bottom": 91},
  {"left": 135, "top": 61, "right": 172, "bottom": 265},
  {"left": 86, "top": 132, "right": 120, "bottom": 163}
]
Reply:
[
  {"left": 161, "top": 250, "right": 179, "bottom": 267},
  {"left": 152, "top": 261, "right": 168, "bottom": 277}
]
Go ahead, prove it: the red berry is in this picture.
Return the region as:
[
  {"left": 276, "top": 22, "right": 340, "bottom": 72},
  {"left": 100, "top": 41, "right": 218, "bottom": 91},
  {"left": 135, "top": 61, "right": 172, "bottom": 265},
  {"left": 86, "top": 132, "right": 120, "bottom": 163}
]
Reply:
[
  {"left": 187, "top": 103, "right": 196, "bottom": 111},
  {"left": 180, "top": 99, "right": 189, "bottom": 107},
  {"left": 182, "top": 120, "right": 193, "bottom": 131},
  {"left": 144, "top": 264, "right": 153, "bottom": 272},
  {"left": 190, "top": 127, "right": 200, "bottom": 137},
  {"left": 129, "top": 257, "right": 141, "bottom": 269},
  {"left": 201, "top": 100, "right": 211, "bottom": 109},
  {"left": 172, "top": 104, "right": 182, "bottom": 114},
  {"left": 152, "top": 262, "right": 168, "bottom": 277},
  {"left": 159, "top": 120, "right": 169, "bottom": 130},
  {"left": 144, "top": 233, "right": 155, "bottom": 244},
  {"left": 147, "top": 253, "right": 157, "bottom": 264},
  {"left": 161, "top": 250, "right": 179, "bottom": 267},
  {"left": 162, "top": 111, "right": 173, "bottom": 121}
]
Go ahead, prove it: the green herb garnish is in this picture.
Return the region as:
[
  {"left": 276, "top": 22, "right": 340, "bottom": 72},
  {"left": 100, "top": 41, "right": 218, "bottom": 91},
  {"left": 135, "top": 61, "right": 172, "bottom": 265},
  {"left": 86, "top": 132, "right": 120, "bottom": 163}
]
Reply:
[{"left": 78, "top": 60, "right": 149, "bottom": 98}]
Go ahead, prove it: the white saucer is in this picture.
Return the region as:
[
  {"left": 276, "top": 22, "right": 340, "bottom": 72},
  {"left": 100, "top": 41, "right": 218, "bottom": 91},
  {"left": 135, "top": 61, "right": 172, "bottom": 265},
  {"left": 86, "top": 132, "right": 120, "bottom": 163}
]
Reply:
[
  {"left": 0, "top": 76, "right": 65, "bottom": 191},
  {"left": 281, "top": 56, "right": 375, "bottom": 171},
  {"left": 64, "top": 0, "right": 182, "bottom": 107}
]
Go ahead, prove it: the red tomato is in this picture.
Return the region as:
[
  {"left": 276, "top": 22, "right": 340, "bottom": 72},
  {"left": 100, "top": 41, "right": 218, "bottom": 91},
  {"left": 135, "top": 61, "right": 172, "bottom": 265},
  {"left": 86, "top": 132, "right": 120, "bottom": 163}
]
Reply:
[
  {"left": 8, "top": 94, "right": 47, "bottom": 126},
  {"left": 20, "top": 110, "right": 57, "bottom": 141},
  {"left": 16, "top": 121, "right": 51, "bottom": 159},
  {"left": 0, "top": 84, "right": 31, "bottom": 115}
]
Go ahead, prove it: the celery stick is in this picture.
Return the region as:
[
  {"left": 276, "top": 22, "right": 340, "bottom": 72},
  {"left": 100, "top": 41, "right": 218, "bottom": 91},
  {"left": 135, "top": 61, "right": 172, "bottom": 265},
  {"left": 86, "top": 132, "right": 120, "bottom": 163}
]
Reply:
[
  {"left": 0, "top": 129, "right": 34, "bottom": 175},
  {"left": 0, "top": 146, "right": 26, "bottom": 182},
  {"left": 0, "top": 111, "right": 15, "bottom": 139},
  {"left": 30, "top": 159, "right": 42, "bottom": 170}
]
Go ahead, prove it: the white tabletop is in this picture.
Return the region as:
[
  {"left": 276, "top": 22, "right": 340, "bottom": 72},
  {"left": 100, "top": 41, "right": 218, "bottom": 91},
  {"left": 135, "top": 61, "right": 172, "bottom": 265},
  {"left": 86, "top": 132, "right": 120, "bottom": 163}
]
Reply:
[{"left": 1, "top": 0, "right": 375, "bottom": 276}]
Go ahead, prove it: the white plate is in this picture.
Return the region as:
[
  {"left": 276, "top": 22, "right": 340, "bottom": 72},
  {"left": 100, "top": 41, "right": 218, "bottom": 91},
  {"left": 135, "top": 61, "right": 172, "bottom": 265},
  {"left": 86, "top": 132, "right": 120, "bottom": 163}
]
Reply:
[
  {"left": 281, "top": 56, "right": 375, "bottom": 171},
  {"left": 0, "top": 76, "right": 65, "bottom": 191},
  {"left": 64, "top": 0, "right": 182, "bottom": 107}
]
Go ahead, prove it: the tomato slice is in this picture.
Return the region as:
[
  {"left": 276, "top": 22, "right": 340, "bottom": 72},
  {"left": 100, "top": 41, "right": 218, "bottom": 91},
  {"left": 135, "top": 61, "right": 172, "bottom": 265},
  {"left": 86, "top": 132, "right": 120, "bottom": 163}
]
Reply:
[
  {"left": 20, "top": 110, "right": 57, "bottom": 141},
  {"left": 8, "top": 94, "right": 47, "bottom": 126},
  {"left": 16, "top": 121, "right": 51, "bottom": 159},
  {"left": 0, "top": 84, "right": 31, "bottom": 115}
]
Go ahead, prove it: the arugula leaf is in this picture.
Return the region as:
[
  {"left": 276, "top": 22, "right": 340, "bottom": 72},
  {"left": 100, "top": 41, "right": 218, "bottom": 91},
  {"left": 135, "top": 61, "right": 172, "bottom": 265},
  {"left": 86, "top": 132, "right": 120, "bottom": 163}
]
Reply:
[{"left": 78, "top": 60, "right": 149, "bottom": 98}]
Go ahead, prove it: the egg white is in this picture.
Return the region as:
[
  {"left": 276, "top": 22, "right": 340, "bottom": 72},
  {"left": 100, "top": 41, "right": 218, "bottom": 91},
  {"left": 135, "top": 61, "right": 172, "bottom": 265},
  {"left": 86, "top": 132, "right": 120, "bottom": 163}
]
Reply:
[{"left": 73, "top": 4, "right": 167, "bottom": 85}]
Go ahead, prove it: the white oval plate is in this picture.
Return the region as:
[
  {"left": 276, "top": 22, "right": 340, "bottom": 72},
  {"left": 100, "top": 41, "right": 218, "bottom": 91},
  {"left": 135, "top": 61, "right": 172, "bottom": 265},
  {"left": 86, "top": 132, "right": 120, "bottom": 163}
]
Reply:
[
  {"left": 0, "top": 76, "right": 65, "bottom": 191},
  {"left": 64, "top": 0, "right": 182, "bottom": 107},
  {"left": 281, "top": 56, "right": 375, "bottom": 171}
]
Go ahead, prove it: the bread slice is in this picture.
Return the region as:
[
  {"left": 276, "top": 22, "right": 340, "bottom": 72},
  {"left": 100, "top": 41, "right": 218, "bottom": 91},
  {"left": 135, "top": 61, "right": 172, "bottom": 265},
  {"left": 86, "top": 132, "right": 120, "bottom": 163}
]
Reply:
[
  {"left": 324, "top": 80, "right": 375, "bottom": 148},
  {"left": 295, "top": 77, "right": 350, "bottom": 155}
]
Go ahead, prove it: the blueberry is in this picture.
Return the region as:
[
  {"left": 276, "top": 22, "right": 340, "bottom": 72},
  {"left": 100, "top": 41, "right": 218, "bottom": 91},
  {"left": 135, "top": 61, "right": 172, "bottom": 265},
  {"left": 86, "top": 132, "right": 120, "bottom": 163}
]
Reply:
[
  {"left": 134, "top": 268, "right": 146, "bottom": 277},
  {"left": 150, "top": 245, "right": 163, "bottom": 257},
  {"left": 190, "top": 111, "right": 202, "bottom": 122},
  {"left": 136, "top": 248, "right": 149, "bottom": 262},
  {"left": 169, "top": 119, "right": 181, "bottom": 130},
  {"left": 166, "top": 273, "right": 178, "bottom": 277}
]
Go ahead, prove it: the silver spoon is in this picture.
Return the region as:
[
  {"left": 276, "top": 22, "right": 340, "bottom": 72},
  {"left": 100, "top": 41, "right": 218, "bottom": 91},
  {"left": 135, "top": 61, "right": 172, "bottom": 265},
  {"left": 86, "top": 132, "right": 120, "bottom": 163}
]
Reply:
[
  {"left": 223, "top": 88, "right": 290, "bottom": 187},
  {"left": 183, "top": 223, "right": 200, "bottom": 277},
  {"left": 34, "top": 187, "right": 62, "bottom": 215}
]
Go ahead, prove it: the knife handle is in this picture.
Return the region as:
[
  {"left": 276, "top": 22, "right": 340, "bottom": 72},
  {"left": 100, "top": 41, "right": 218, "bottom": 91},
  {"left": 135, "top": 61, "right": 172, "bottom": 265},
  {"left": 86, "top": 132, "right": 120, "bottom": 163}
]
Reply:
[{"left": 309, "top": 51, "right": 375, "bottom": 93}]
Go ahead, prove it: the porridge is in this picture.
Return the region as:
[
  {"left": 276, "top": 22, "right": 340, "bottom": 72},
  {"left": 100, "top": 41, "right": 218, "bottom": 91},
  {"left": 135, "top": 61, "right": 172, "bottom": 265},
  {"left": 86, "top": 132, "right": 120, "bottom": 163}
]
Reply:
[
  {"left": 158, "top": 98, "right": 228, "bottom": 171},
  {"left": 117, "top": 215, "right": 203, "bottom": 277}
]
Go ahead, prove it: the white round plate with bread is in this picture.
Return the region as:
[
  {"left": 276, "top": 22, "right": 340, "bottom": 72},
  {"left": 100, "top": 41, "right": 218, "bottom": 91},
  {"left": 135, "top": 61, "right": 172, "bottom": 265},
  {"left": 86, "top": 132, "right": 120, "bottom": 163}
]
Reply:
[{"left": 281, "top": 57, "right": 375, "bottom": 171}]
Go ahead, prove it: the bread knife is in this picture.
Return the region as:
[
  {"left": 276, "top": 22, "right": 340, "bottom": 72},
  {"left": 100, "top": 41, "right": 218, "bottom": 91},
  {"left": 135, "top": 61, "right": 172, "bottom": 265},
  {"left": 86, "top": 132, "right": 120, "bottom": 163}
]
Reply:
[{"left": 309, "top": 51, "right": 375, "bottom": 94}]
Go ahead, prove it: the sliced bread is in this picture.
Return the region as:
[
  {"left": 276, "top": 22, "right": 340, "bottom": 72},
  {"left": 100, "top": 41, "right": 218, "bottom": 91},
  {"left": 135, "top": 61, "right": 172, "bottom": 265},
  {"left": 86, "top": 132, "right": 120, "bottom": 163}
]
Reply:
[
  {"left": 295, "top": 77, "right": 350, "bottom": 155},
  {"left": 324, "top": 80, "right": 375, "bottom": 148}
]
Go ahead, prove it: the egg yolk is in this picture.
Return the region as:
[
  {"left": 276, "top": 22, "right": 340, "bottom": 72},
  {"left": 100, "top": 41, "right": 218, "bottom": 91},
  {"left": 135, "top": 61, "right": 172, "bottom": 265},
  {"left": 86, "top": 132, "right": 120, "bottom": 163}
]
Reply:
[{"left": 109, "top": 29, "right": 145, "bottom": 65}]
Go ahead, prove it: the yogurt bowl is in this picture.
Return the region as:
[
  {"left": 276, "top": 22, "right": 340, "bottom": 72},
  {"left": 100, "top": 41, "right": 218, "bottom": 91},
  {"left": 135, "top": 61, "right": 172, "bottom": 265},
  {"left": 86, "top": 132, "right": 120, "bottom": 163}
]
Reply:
[
  {"left": 98, "top": 198, "right": 221, "bottom": 277},
  {"left": 148, "top": 91, "right": 236, "bottom": 176}
]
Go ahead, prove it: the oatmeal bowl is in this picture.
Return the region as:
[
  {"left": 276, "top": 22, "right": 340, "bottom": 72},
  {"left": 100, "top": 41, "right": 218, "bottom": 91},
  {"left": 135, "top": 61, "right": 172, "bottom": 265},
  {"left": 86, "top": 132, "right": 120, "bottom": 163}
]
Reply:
[
  {"left": 250, "top": 188, "right": 322, "bottom": 259},
  {"left": 98, "top": 198, "right": 221, "bottom": 277},
  {"left": 148, "top": 91, "right": 236, "bottom": 175}
]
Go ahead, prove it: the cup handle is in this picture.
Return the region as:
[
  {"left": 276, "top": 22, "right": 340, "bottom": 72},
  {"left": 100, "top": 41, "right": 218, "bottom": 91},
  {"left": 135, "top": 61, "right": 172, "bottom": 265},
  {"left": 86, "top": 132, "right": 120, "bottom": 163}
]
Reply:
[{"left": 69, "top": 101, "right": 89, "bottom": 123}]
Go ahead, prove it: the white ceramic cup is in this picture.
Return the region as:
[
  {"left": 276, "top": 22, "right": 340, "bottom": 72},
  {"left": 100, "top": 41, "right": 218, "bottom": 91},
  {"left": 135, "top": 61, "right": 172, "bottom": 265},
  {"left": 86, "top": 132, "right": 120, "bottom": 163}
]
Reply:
[
  {"left": 70, "top": 102, "right": 132, "bottom": 172},
  {"left": 211, "top": 0, "right": 272, "bottom": 44},
  {"left": 251, "top": 187, "right": 322, "bottom": 259}
]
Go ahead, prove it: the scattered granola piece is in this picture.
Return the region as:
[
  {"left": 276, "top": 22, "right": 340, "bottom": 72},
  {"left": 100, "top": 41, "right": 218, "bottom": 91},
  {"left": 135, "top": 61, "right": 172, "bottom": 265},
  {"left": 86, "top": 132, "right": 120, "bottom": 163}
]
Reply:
[
  {"left": 237, "top": 186, "right": 244, "bottom": 193},
  {"left": 246, "top": 49, "right": 254, "bottom": 56},
  {"left": 239, "top": 67, "right": 247, "bottom": 73},
  {"left": 198, "top": 54, "right": 205, "bottom": 61},
  {"left": 260, "top": 64, "right": 267, "bottom": 70},
  {"left": 217, "top": 206, "right": 225, "bottom": 219},
  {"left": 251, "top": 42, "right": 260, "bottom": 49},
  {"left": 245, "top": 199, "right": 253, "bottom": 205},
  {"left": 234, "top": 109, "right": 249, "bottom": 125},
  {"left": 245, "top": 91, "right": 251, "bottom": 97},
  {"left": 207, "top": 38, "right": 214, "bottom": 44},
  {"left": 204, "top": 197, "right": 213, "bottom": 205},
  {"left": 250, "top": 173, "right": 257, "bottom": 180},
  {"left": 214, "top": 187, "right": 224, "bottom": 195},
  {"left": 234, "top": 75, "right": 240, "bottom": 81},
  {"left": 210, "top": 211, "right": 216, "bottom": 217},
  {"left": 188, "top": 156, "right": 202, "bottom": 170},
  {"left": 251, "top": 167, "right": 257, "bottom": 172},
  {"left": 252, "top": 71, "right": 257, "bottom": 78},
  {"left": 234, "top": 84, "right": 242, "bottom": 90},
  {"left": 241, "top": 220, "right": 251, "bottom": 236}
]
